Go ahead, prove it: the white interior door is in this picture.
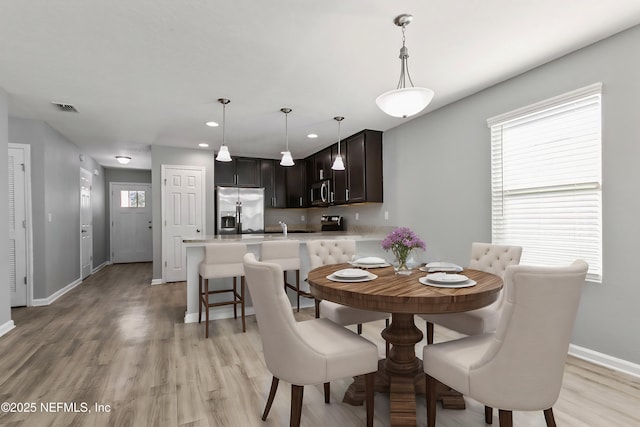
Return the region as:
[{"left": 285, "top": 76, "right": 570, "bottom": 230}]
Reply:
[
  {"left": 162, "top": 166, "right": 204, "bottom": 282},
  {"left": 110, "top": 183, "right": 153, "bottom": 263},
  {"left": 80, "top": 168, "right": 93, "bottom": 279},
  {"left": 9, "top": 146, "right": 27, "bottom": 307}
]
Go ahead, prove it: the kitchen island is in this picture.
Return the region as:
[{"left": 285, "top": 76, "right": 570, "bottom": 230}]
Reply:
[{"left": 181, "top": 232, "right": 387, "bottom": 323}]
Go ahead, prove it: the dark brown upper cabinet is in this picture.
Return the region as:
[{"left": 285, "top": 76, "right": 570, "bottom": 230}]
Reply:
[
  {"left": 312, "top": 147, "right": 333, "bottom": 183},
  {"left": 331, "top": 142, "right": 348, "bottom": 205},
  {"left": 260, "top": 159, "right": 287, "bottom": 208},
  {"left": 285, "top": 160, "right": 308, "bottom": 208},
  {"left": 345, "top": 130, "right": 383, "bottom": 203},
  {"left": 214, "top": 157, "right": 261, "bottom": 187}
]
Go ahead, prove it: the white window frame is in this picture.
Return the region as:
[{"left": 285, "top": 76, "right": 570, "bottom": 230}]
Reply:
[{"left": 487, "top": 83, "right": 602, "bottom": 282}]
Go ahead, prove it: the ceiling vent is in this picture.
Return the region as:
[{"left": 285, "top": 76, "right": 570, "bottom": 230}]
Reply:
[{"left": 51, "top": 102, "right": 78, "bottom": 113}]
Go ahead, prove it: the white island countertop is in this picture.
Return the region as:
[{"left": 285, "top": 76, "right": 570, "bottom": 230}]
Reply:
[{"left": 182, "top": 232, "right": 386, "bottom": 245}]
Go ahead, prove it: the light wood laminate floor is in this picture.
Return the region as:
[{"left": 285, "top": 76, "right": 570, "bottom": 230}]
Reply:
[{"left": 0, "top": 263, "right": 638, "bottom": 426}]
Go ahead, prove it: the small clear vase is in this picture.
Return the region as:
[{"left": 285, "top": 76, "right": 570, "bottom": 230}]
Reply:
[{"left": 393, "top": 250, "right": 413, "bottom": 275}]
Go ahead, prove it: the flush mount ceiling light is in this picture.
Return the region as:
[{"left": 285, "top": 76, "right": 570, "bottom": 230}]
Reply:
[
  {"left": 115, "top": 155, "right": 131, "bottom": 165},
  {"left": 215, "top": 98, "right": 232, "bottom": 162},
  {"left": 331, "top": 116, "right": 345, "bottom": 171},
  {"left": 376, "top": 14, "right": 434, "bottom": 118},
  {"left": 280, "top": 108, "right": 295, "bottom": 167}
]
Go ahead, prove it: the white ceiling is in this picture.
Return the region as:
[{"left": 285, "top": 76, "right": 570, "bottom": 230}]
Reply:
[{"left": 2, "top": 1, "right": 640, "bottom": 170}]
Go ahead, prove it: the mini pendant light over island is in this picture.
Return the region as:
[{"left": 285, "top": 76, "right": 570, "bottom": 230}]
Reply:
[
  {"left": 331, "top": 116, "right": 345, "bottom": 170},
  {"left": 215, "top": 98, "right": 232, "bottom": 162},
  {"left": 280, "top": 108, "right": 294, "bottom": 167}
]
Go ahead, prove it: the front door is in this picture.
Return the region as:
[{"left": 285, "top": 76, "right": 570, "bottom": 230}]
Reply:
[
  {"left": 80, "top": 168, "right": 93, "bottom": 279},
  {"left": 111, "top": 183, "right": 153, "bottom": 263},
  {"left": 162, "top": 166, "right": 205, "bottom": 282}
]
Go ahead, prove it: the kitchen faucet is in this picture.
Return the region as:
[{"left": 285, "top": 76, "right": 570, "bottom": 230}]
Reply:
[{"left": 279, "top": 221, "right": 287, "bottom": 237}]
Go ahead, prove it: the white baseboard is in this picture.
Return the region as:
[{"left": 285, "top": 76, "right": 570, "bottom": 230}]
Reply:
[
  {"left": 92, "top": 261, "right": 111, "bottom": 274},
  {"left": 0, "top": 320, "right": 16, "bottom": 338},
  {"left": 184, "top": 306, "right": 256, "bottom": 323},
  {"left": 150, "top": 278, "right": 164, "bottom": 286},
  {"left": 569, "top": 344, "right": 640, "bottom": 379},
  {"left": 31, "top": 277, "right": 82, "bottom": 306}
]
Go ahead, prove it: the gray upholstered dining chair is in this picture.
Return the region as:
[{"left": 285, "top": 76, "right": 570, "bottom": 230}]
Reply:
[
  {"left": 423, "top": 260, "right": 588, "bottom": 427},
  {"left": 306, "top": 239, "right": 390, "bottom": 336},
  {"left": 243, "top": 253, "right": 378, "bottom": 427},
  {"left": 419, "top": 242, "right": 522, "bottom": 344}
]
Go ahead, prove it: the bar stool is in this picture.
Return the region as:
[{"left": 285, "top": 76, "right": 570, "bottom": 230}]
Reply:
[
  {"left": 199, "top": 243, "right": 247, "bottom": 338},
  {"left": 261, "top": 240, "right": 307, "bottom": 311}
]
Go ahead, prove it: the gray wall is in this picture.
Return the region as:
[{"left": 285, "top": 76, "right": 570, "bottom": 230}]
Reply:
[
  {"left": 0, "top": 88, "right": 10, "bottom": 327},
  {"left": 151, "top": 146, "right": 215, "bottom": 281},
  {"left": 365, "top": 25, "right": 640, "bottom": 364},
  {"left": 8, "top": 118, "right": 107, "bottom": 299},
  {"left": 104, "top": 168, "right": 152, "bottom": 259}
]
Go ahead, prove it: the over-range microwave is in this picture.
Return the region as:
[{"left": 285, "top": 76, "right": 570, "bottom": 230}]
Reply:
[{"left": 310, "top": 180, "right": 331, "bottom": 206}]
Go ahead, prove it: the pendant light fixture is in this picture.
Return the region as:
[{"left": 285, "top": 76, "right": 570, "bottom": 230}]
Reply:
[
  {"left": 280, "top": 108, "right": 295, "bottom": 167},
  {"left": 215, "top": 98, "right": 232, "bottom": 162},
  {"left": 331, "top": 116, "right": 345, "bottom": 171},
  {"left": 376, "top": 14, "right": 434, "bottom": 118}
]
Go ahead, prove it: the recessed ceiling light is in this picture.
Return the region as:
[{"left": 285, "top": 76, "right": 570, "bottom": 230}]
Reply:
[
  {"left": 206, "top": 121, "right": 219, "bottom": 127},
  {"left": 115, "top": 155, "right": 131, "bottom": 165},
  {"left": 307, "top": 133, "right": 318, "bottom": 139},
  {"left": 199, "top": 143, "right": 209, "bottom": 148}
]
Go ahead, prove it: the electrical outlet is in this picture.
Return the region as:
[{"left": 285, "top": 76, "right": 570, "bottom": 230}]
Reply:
[
  {"left": 384, "top": 211, "right": 389, "bottom": 220},
  {"left": 355, "top": 212, "right": 359, "bottom": 221},
  {"left": 301, "top": 215, "right": 305, "bottom": 221}
]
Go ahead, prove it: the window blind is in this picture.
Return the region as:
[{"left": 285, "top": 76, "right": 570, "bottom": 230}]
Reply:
[{"left": 488, "top": 84, "right": 602, "bottom": 281}]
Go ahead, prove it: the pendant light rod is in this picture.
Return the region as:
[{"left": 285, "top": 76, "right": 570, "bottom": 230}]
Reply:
[
  {"left": 216, "top": 98, "right": 232, "bottom": 162},
  {"left": 280, "top": 108, "right": 294, "bottom": 166},
  {"left": 331, "top": 116, "right": 345, "bottom": 171}
]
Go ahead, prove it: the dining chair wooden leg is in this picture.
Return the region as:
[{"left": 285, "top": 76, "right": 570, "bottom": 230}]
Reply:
[
  {"left": 262, "top": 376, "right": 279, "bottom": 421},
  {"left": 426, "top": 374, "right": 437, "bottom": 427},
  {"left": 324, "top": 382, "right": 330, "bottom": 403},
  {"left": 314, "top": 299, "right": 320, "bottom": 318},
  {"left": 385, "top": 318, "right": 389, "bottom": 327},
  {"left": 198, "top": 274, "right": 203, "bottom": 324},
  {"left": 233, "top": 277, "right": 238, "bottom": 319},
  {"left": 357, "top": 324, "right": 363, "bottom": 335},
  {"left": 295, "top": 270, "right": 300, "bottom": 312},
  {"left": 204, "top": 278, "right": 210, "bottom": 338},
  {"left": 426, "top": 321, "right": 434, "bottom": 344},
  {"left": 485, "top": 406, "right": 493, "bottom": 424},
  {"left": 241, "top": 277, "right": 246, "bottom": 332},
  {"left": 498, "top": 409, "right": 513, "bottom": 427},
  {"left": 290, "top": 384, "right": 304, "bottom": 427},
  {"left": 544, "top": 408, "right": 557, "bottom": 427},
  {"left": 365, "top": 372, "right": 375, "bottom": 427}
]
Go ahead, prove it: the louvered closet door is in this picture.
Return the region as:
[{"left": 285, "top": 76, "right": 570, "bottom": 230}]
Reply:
[{"left": 9, "top": 147, "right": 27, "bottom": 307}]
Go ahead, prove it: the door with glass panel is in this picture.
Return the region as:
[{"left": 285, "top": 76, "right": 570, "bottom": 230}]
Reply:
[{"left": 110, "top": 183, "right": 153, "bottom": 263}]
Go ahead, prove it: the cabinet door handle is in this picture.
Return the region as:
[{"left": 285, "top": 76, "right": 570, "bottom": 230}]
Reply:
[
  {"left": 346, "top": 188, "right": 349, "bottom": 201},
  {"left": 272, "top": 197, "right": 276, "bottom": 207},
  {"left": 299, "top": 196, "right": 303, "bottom": 207},
  {"left": 330, "top": 191, "right": 334, "bottom": 203}
]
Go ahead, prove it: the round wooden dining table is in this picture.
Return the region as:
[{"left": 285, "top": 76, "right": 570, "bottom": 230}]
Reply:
[{"left": 307, "top": 263, "right": 503, "bottom": 427}]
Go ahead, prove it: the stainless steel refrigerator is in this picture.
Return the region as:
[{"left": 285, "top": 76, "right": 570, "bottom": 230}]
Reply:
[{"left": 216, "top": 186, "right": 265, "bottom": 234}]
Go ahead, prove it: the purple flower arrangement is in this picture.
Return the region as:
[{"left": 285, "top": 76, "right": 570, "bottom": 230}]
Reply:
[{"left": 382, "top": 227, "right": 426, "bottom": 270}]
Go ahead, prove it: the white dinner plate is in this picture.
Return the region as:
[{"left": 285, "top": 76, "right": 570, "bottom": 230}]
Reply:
[
  {"left": 419, "top": 276, "right": 476, "bottom": 288},
  {"left": 355, "top": 257, "right": 387, "bottom": 265},
  {"left": 421, "top": 262, "right": 463, "bottom": 273},
  {"left": 333, "top": 268, "right": 370, "bottom": 279},
  {"left": 425, "top": 273, "right": 469, "bottom": 284},
  {"left": 351, "top": 262, "right": 391, "bottom": 268},
  {"left": 327, "top": 272, "right": 378, "bottom": 283}
]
